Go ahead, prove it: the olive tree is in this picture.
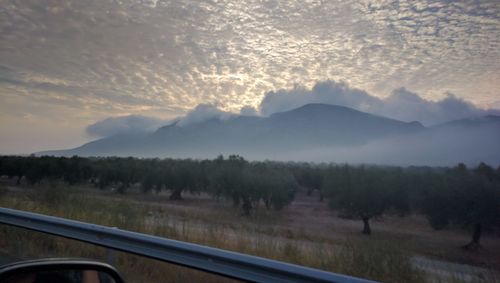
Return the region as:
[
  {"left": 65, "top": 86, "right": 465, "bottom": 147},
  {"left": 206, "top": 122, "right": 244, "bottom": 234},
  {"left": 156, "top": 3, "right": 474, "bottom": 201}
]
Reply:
[
  {"left": 421, "top": 163, "right": 500, "bottom": 249},
  {"left": 324, "top": 166, "right": 407, "bottom": 235}
]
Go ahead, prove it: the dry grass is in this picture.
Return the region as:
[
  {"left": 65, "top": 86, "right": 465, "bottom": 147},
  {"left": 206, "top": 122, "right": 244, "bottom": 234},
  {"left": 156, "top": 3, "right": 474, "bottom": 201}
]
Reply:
[{"left": 0, "top": 181, "right": 498, "bottom": 282}]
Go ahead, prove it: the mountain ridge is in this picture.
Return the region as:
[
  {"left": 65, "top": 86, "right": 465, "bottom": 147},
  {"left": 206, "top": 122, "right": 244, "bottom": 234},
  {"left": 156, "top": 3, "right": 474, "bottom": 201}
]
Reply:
[{"left": 38, "top": 104, "right": 500, "bottom": 166}]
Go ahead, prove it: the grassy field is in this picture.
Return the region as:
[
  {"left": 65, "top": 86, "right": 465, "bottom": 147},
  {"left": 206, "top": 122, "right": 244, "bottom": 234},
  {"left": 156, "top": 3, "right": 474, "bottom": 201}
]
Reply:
[{"left": 0, "top": 180, "right": 498, "bottom": 283}]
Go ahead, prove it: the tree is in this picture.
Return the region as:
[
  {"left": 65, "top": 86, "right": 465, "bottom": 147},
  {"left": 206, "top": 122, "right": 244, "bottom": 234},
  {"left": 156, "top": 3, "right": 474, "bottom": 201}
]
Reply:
[
  {"left": 474, "top": 162, "right": 496, "bottom": 181},
  {"left": 168, "top": 160, "right": 198, "bottom": 200},
  {"left": 292, "top": 164, "right": 325, "bottom": 200},
  {"left": 0, "top": 156, "right": 25, "bottom": 184},
  {"left": 421, "top": 163, "right": 500, "bottom": 249},
  {"left": 209, "top": 155, "right": 249, "bottom": 213},
  {"left": 419, "top": 172, "right": 452, "bottom": 230},
  {"left": 249, "top": 163, "right": 297, "bottom": 211},
  {"left": 140, "top": 159, "right": 162, "bottom": 193},
  {"left": 324, "top": 166, "right": 403, "bottom": 235},
  {"left": 209, "top": 156, "right": 297, "bottom": 216}
]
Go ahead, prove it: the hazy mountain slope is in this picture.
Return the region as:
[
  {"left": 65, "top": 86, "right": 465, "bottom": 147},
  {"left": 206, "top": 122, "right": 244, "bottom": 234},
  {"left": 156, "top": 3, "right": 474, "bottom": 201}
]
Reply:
[
  {"left": 262, "top": 104, "right": 423, "bottom": 147},
  {"left": 40, "top": 133, "right": 147, "bottom": 157},
  {"left": 288, "top": 115, "right": 500, "bottom": 166},
  {"left": 38, "top": 105, "right": 500, "bottom": 166}
]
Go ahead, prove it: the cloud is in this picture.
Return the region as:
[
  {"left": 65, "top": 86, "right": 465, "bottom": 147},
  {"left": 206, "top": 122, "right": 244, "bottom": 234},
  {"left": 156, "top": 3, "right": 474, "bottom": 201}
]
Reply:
[
  {"left": 240, "top": 105, "right": 258, "bottom": 116},
  {"left": 87, "top": 104, "right": 233, "bottom": 137},
  {"left": 260, "top": 81, "right": 381, "bottom": 116},
  {"left": 1, "top": 0, "right": 499, "bottom": 118},
  {"left": 86, "top": 115, "right": 167, "bottom": 138},
  {"left": 89, "top": 81, "right": 499, "bottom": 138},
  {"left": 259, "top": 81, "right": 500, "bottom": 125},
  {"left": 177, "top": 104, "right": 233, "bottom": 127},
  {"left": 381, "top": 88, "right": 500, "bottom": 125}
]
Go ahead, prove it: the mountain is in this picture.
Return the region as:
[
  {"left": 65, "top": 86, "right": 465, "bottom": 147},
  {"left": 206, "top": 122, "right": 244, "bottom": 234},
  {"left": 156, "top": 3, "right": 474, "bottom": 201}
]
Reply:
[
  {"left": 303, "top": 115, "right": 500, "bottom": 166},
  {"left": 38, "top": 104, "right": 500, "bottom": 166}
]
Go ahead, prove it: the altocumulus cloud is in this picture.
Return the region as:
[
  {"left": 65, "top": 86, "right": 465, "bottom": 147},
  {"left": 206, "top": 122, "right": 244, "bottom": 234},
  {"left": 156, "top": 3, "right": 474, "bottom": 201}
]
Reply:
[
  {"left": 259, "top": 81, "right": 500, "bottom": 125},
  {"left": 1, "top": 0, "right": 499, "bottom": 119}
]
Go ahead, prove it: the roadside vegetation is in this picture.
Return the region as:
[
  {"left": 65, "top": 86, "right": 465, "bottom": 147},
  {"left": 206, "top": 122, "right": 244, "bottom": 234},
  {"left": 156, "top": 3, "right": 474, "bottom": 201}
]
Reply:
[{"left": 0, "top": 155, "right": 499, "bottom": 282}]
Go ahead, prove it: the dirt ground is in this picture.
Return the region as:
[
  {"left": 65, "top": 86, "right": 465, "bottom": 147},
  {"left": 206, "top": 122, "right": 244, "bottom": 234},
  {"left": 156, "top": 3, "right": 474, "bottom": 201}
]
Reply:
[{"left": 79, "top": 185, "right": 500, "bottom": 271}]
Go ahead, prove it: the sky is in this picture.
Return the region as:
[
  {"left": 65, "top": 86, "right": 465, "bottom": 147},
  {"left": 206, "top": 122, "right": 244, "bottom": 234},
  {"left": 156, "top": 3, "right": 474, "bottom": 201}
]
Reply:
[{"left": 0, "top": 0, "right": 499, "bottom": 154}]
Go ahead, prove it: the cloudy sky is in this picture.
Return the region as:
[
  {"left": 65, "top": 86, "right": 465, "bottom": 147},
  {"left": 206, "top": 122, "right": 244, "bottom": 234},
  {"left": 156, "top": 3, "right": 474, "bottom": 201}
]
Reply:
[{"left": 1, "top": 0, "right": 499, "bottom": 154}]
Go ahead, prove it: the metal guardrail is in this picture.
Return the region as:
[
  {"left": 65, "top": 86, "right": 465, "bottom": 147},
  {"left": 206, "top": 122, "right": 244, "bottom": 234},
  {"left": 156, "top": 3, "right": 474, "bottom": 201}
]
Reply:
[{"left": 0, "top": 207, "right": 376, "bottom": 283}]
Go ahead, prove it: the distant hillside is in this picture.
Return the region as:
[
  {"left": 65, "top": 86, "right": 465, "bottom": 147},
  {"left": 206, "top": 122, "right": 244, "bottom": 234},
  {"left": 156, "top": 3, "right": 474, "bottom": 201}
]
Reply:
[{"left": 38, "top": 104, "right": 500, "bottom": 166}]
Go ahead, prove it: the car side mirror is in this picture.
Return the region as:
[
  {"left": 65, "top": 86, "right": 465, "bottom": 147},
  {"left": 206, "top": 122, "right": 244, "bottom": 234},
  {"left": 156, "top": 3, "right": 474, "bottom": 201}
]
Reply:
[{"left": 0, "top": 258, "right": 125, "bottom": 283}]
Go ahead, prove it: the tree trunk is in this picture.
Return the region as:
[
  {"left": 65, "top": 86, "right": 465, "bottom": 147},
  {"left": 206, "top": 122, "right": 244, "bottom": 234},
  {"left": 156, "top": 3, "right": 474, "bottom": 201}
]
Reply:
[
  {"left": 264, "top": 198, "right": 270, "bottom": 209},
  {"left": 362, "top": 217, "right": 371, "bottom": 235},
  {"left": 462, "top": 223, "right": 481, "bottom": 250},
  {"left": 169, "top": 188, "right": 183, "bottom": 200},
  {"left": 117, "top": 184, "right": 127, "bottom": 194},
  {"left": 242, "top": 198, "right": 252, "bottom": 216},
  {"left": 154, "top": 184, "right": 162, "bottom": 193}
]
